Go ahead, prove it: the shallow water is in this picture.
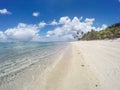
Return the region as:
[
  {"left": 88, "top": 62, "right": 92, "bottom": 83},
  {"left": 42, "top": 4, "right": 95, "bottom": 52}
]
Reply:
[{"left": 0, "top": 42, "right": 68, "bottom": 78}]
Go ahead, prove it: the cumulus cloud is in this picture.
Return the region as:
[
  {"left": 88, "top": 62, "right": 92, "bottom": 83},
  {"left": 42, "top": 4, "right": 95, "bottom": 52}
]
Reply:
[
  {"left": 59, "top": 16, "right": 71, "bottom": 24},
  {"left": 85, "top": 18, "right": 95, "bottom": 25},
  {"left": 45, "top": 34, "right": 74, "bottom": 41},
  {"left": 0, "top": 31, "right": 5, "bottom": 39},
  {"left": 50, "top": 19, "right": 58, "bottom": 25},
  {"left": 0, "top": 22, "right": 48, "bottom": 42},
  {"left": 46, "top": 16, "right": 107, "bottom": 41},
  {"left": 4, "top": 23, "right": 40, "bottom": 41},
  {"left": 0, "top": 16, "right": 107, "bottom": 42},
  {"left": 0, "top": 31, "right": 7, "bottom": 42},
  {"left": 0, "top": 9, "right": 11, "bottom": 15},
  {"left": 32, "top": 12, "right": 39, "bottom": 17},
  {"left": 38, "top": 21, "right": 46, "bottom": 28},
  {"left": 96, "top": 24, "right": 107, "bottom": 31}
]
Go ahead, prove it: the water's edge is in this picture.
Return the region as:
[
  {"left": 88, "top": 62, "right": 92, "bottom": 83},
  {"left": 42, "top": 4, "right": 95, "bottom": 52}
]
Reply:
[{"left": 0, "top": 42, "right": 69, "bottom": 87}]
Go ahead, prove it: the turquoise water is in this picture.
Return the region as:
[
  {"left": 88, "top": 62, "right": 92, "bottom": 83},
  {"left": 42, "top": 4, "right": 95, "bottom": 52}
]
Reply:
[{"left": 0, "top": 42, "right": 68, "bottom": 77}]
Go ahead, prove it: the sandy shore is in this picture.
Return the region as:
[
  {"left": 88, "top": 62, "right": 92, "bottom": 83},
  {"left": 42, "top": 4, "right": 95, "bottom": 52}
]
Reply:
[
  {"left": 44, "top": 42, "right": 100, "bottom": 90},
  {"left": 1, "top": 39, "right": 120, "bottom": 90},
  {"left": 73, "top": 40, "right": 120, "bottom": 90},
  {"left": 44, "top": 39, "right": 120, "bottom": 90}
]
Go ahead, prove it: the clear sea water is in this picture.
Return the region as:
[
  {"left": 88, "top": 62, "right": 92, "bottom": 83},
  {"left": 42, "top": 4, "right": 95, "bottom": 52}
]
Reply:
[{"left": 0, "top": 42, "right": 68, "bottom": 78}]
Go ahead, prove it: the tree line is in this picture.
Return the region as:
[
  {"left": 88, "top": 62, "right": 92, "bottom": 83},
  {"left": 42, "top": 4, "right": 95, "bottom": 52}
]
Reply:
[{"left": 74, "top": 23, "right": 120, "bottom": 40}]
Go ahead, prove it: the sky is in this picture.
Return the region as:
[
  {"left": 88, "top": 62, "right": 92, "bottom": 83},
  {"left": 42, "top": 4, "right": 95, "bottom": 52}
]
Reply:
[{"left": 0, "top": 0, "right": 120, "bottom": 42}]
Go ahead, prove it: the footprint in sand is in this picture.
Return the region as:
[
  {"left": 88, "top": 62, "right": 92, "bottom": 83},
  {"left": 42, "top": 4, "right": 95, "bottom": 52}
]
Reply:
[{"left": 81, "top": 65, "right": 85, "bottom": 67}]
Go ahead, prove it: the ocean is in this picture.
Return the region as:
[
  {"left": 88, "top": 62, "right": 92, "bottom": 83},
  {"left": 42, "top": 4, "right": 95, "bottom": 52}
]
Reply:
[{"left": 0, "top": 42, "right": 68, "bottom": 78}]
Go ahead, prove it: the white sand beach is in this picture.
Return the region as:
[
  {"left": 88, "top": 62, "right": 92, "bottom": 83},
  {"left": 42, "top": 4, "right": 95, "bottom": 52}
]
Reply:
[
  {"left": 45, "top": 39, "right": 120, "bottom": 90},
  {"left": 0, "top": 39, "right": 120, "bottom": 90}
]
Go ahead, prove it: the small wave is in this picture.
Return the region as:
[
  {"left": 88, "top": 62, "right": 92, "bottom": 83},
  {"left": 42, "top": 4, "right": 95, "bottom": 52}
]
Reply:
[{"left": 0, "top": 42, "right": 68, "bottom": 78}]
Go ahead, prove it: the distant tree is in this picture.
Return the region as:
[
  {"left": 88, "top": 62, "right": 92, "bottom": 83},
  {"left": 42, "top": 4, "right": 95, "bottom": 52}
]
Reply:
[{"left": 81, "top": 22, "right": 120, "bottom": 40}]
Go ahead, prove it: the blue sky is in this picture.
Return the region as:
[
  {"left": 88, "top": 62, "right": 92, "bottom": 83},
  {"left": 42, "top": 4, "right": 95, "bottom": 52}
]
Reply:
[{"left": 0, "top": 0, "right": 120, "bottom": 41}]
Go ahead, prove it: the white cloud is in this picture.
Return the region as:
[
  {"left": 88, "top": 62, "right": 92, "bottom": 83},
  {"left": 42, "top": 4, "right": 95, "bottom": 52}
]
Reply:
[
  {"left": 0, "top": 31, "right": 7, "bottom": 42},
  {"left": 50, "top": 20, "right": 58, "bottom": 25},
  {"left": 0, "top": 16, "right": 107, "bottom": 42},
  {"left": 119, "top": 0, "right": 120, "bottom": 2},
  {"left": 32, "top": 12, "right": 39, "bottom": 17},
  {"left": 85, "top": 18, "right": 95, "bottom": 25},
  {"left": 45, "top": 34, "right": 74, "bottom": 41},
  {"left": 38, "top": 21, "right": 46, "bottom": 28},
  {"left": 59, "top": 16, "right": 71, "bottom": 24},
  {"left": 101, "top": 24, "right": 107, "bottom": 29},
  {"left": 0, "top": 21, "right": 47, "bottom": 42},
  {"left": 46, "top": 16, "right": 107, "bottom": 41},
  {"left": 79, "top": 16, "right": 83, "bottom": 20},
  {"left": 96, "top": 24, "right": 107, "bottom": 31},
  {"left": 0, "top": 31, "right": 5, "bottom": 39},
  {"left": 0, "top": 9, "right": 11, "bottom": 15},
  {"left": 4, "top": 23, "right": 40, "bottom": 41}
]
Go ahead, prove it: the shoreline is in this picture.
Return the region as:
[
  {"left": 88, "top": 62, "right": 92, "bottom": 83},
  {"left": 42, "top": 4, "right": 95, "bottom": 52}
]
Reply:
[
  {"left": 0, "top": 44, "right": 69, "bottom": 90},
  {"left": 0, "top": 39, "right": 120, "bottom": 90},
  {"left": 44, "top": 39, "right": 120, "bottom": 90},
  {"left": 44, "top": 42, "right": 100, "bottom": 90}
]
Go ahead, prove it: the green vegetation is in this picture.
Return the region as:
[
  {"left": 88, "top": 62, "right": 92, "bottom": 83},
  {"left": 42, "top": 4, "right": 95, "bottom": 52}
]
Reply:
[{"left": 80, "top": 23, "right": 120, "bottom": 40}]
